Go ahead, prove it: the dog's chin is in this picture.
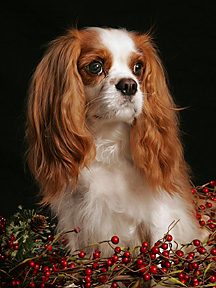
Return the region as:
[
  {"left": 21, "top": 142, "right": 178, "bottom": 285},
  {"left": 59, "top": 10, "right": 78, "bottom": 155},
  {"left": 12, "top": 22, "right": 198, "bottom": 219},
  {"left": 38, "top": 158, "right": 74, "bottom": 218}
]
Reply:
[{"left": 93, "top": 104, "right": 141, "bottom": 124}]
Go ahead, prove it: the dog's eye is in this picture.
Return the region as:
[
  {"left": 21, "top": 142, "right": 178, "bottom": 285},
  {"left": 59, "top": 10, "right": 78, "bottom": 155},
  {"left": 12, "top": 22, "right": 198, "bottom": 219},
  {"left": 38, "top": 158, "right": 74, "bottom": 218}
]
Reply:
[
  {"left": 87, "top": 61, "right": 103, "bottom": 75},
  {"left": 133, "top": 62, "right": 143, "bottom": 75}
]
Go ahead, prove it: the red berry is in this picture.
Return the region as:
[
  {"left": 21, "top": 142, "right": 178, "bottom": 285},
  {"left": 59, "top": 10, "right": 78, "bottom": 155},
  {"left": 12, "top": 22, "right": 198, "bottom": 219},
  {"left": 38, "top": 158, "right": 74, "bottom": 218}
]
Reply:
[
  {"left": 137, "top": 259, "right": 143, "bottom": 266},
  {"left": 178, "top": 273, "right": 184, "bottom": 279},
  {"left": 61, "top": 260, "right": 68, "bottom": 267},
  {"left": 101, "top": 267, "right": 107, "bottom": 273},
  {"left": 199, "top": 220, "right": 205, "bottom": 226},
  {"left": 52, "top": 264, "right": 60, "bottom": 272},
  {"left": 124, "top": 251, "right": 130, "bottom": 258},
  {"left": 111, "top": 236, "right": 119, "bottom": 244},
  {"left": 161, "top": 267, "right": 168, "bottom": 273},
  {"left": 43, "top": 266, "right": 49, "bottom": 272},
  {"left": 191, "top": 188, "right": 197, "bottom": 194},
  {"left": 164, "top": 261, "right": 171, "bottom": 268},
  {"left": 29, "top": 282, "right": 36, "bottom": 288},
  {"left": 194, "top": 270, "right": 201, "bottom": 276},
  {"left": 176, "top": 250, "right": 184, "bottom": 257},
  {"left": 139, "top": 264, "right": 147, "bottom": 274},
  {"left": 40, "top": 284, "right": 45, "bottom": 288},
  {"left": 92, "top": 262, "right": 99, "bottom": 269},
  {"left": 210, "top": 181, "right": 216, "bottom": 187},
  {"left": 162, "top": 243, "right": 168, "bottom": 250},
  {"left": 193, "top": 239, "right": 200, "bottom": 246},
  {"left": 209, "top": 275, "right": 216, "bottom": 283},
  {"left": 45, "top": 270, "right": 51, "bottom": 277},
  {"left": 143, "top": 273, "right": 150, "bottom": 281},
  {"left": 93, "top": 250, "right": 100, "bottom": 259},
  {"left": 47, "top": 235, "right": 54, "bottom": 241},
  {"left": 192, "top": 262, "right": 198, "bottom": 269},
  {"left": 69, "top": 263, "right": 75, "bottom": 270},
  {"left": 206, "top": 202, "right": 212, "bottom": 208},
  {"left": 74, "top": 227, "right": 80, "bottom": 233},
  {"left": 112, "top": 282, "right": 118, "bottom": 288},
  {"left": 79, "top": 251, "right": 85, "bottom": 258},
  {"left": 192, "top": 279, "right": 199, "bottom": 287},
  {"left": 106, "top": 259, "right": 113, "bottom": 266},
  {"left": 142, "top": 241, "right": 149, "bottom": 247},
  {"left": 211, "top": 248, "right": 216, "bottom": 255},
  {"left": 115, "top": 247, "right": 121, "bottom": 253},
  {"left": 162, "top": 251, "right": 169, "bottom": 258},
  {"left": 85, "top": 283, "right": 91, "bottom": 288},
  {"left": 209, "top": 223, "right": 215, "bottom": 229},
  {"left": 122, "top": 257, "right": 128, "bottom": 264},
  {"left": 45, "top": 243, "right": 52, "bottom": 251},
  {"left": 85, "top": 268, "right": 92, "bottom": 275},
  {"left": 151, "top": 246, "right": 159, "bottom": 254},
  {"left": 42, "top": 276, "right": 48, "bottom": 282},
  {"left": 8, "top": 241, "right": 14, "bottom": 248},
  {"left": 166, "top": 234, "right": 173, "bottom": 241},
  {"left": 9, "top": 235, "right": 16, "bottom": 241},
  {"left": 99, "top": 275, "right": 107, "bottom": 283},
  {"left": 29, "top": 260, "right": 35, "bottom": 267},
  {"left": 112, "top": 254, "right": 119, "bottom": 262},
  {"left": 140, "top": 246, "right": 147, "bottom": 253},
  {"left": 184, "top": 274, "right": 190, "bottom": 281},
  {"left": 149, "top": 265, "right": 157, "bottom": 274},
  {"left": 180, "top": 279, "right": 186, "bottom": 285},
  {"left": 199, "top": 247, "right": 206, "bottom": 254},
  {"left": 203, "top": 187, "right": 209, "bottom": 193},
  {"left": 149, "top": 252, "right": 156, "bottom": 260},
  {"left": 34, "top": 264, "right": 40, "bottom": 270},
  {"left": 84, "top": 276, "right": 91, "bottom": 283}
]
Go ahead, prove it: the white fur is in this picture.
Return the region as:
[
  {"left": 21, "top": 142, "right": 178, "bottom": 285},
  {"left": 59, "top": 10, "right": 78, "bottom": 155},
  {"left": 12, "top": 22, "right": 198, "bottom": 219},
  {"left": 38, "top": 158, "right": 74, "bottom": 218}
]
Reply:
[{"left": 52, "top": 28, "right": 203, "bottom": 256}]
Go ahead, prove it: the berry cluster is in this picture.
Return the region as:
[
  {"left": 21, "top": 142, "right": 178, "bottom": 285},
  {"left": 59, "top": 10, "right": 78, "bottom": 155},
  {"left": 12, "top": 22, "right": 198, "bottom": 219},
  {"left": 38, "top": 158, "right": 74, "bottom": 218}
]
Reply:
[{"left": 0, "top": 181, "right": 216, "bottom": 287}]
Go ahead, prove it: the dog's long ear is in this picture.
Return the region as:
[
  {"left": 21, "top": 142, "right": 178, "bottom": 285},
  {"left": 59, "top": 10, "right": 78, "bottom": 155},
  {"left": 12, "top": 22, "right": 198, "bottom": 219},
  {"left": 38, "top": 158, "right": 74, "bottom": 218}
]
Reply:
[
  {"left": 130, "top": 33, "right": 190, "bottom": 195},
  {"left": 26, "top": 29, "right": 95, "bottom": 204}
]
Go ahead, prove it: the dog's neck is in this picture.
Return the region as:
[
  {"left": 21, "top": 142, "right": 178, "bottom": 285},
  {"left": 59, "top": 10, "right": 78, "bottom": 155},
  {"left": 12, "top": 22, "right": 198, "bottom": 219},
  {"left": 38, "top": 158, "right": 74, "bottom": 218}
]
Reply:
[{"left": 90, "top": 121, "right": 133, "bottom": 165}]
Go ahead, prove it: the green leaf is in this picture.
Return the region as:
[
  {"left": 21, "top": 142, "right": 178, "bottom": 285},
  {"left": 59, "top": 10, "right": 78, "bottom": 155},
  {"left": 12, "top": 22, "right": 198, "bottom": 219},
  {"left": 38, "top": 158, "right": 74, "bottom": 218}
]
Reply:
[
  {"left": 204, "top": 263, "right": 211, "bottom": 277},
  {"left": 87, "top": 242, "right": 100, "bottom": 247},
  {"left": 131, "top": 280, "right": 140, "bottom": 288},
  {"left": 205, "top": 284, "right": 216, "bottom": 287},
  {"left": 169, "top": 278, "right": 186, "bottom": 286},
  {"left": 169, "top": 270, "right": 183, "bottom": 275},
  {"left": 111, "top": 264, "right": 118, "bottom": 271},
  {"left": 130, "top": 245, "right": 141, "bottom": 254}
]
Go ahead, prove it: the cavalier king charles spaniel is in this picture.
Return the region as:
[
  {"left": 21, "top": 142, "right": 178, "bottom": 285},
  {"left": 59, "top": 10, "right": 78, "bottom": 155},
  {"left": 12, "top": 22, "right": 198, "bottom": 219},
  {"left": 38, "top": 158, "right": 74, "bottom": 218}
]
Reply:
[{"left": 26, "top": 27, "right": 206, "bottom": 256}]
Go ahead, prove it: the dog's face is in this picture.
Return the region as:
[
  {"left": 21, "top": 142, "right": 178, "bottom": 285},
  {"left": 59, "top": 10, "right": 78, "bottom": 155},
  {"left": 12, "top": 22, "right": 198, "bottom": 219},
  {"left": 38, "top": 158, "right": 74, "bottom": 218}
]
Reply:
[{"left": 78, "top": 28, "right": 144, "bottom": 124}]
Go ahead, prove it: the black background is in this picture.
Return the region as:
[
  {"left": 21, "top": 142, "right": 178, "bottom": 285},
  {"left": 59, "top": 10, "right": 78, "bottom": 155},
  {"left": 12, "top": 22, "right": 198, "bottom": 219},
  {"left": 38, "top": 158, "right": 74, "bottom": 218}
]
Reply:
[{"left": 0, "top": 0, "right": 215, "bottom": 217}]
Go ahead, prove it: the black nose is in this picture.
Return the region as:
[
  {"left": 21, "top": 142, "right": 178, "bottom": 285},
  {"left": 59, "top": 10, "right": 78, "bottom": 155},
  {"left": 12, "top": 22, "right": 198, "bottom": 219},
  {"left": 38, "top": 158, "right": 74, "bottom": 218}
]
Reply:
[{"left": 115, "top": 78, "right": 137, "bottom": 96}]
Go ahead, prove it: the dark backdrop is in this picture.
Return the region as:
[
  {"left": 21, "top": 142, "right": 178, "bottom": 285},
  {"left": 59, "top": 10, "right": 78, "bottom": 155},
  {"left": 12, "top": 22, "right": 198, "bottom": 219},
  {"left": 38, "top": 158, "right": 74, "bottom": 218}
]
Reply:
[{"left": 0, "top": 0, "right": 215, "bottom": 217}]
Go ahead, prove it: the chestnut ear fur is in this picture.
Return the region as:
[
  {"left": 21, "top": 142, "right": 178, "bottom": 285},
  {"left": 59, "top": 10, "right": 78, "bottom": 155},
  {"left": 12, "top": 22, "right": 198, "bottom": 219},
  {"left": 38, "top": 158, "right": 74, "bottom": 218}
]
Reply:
[
  {"left": 26, "top": 29, "right": 95, "bottom": 204},
  {"left": 130, "top": 34, "right": 190, "bottom": 196}
]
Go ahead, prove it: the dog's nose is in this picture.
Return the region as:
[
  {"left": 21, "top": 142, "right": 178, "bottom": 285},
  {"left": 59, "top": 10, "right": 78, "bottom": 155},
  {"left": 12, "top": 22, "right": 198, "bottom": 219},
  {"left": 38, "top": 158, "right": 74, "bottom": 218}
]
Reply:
[{"left": 115, "top": 78, "right": 137, "bottom": 96}]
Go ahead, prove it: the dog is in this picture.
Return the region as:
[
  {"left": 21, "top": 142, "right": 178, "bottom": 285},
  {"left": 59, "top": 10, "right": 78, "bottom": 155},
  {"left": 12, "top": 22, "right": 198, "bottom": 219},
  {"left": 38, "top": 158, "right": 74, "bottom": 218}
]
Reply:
[{"left": 26, "top": 27, "right": 205, "bottom": 256}]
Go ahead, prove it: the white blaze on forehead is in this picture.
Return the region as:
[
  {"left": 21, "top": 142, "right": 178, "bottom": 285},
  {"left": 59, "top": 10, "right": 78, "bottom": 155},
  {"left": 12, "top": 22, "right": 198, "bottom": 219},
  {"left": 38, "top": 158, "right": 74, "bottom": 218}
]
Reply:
[{"left": 90, "top": 28, "right": 137, "bottom": 74}]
